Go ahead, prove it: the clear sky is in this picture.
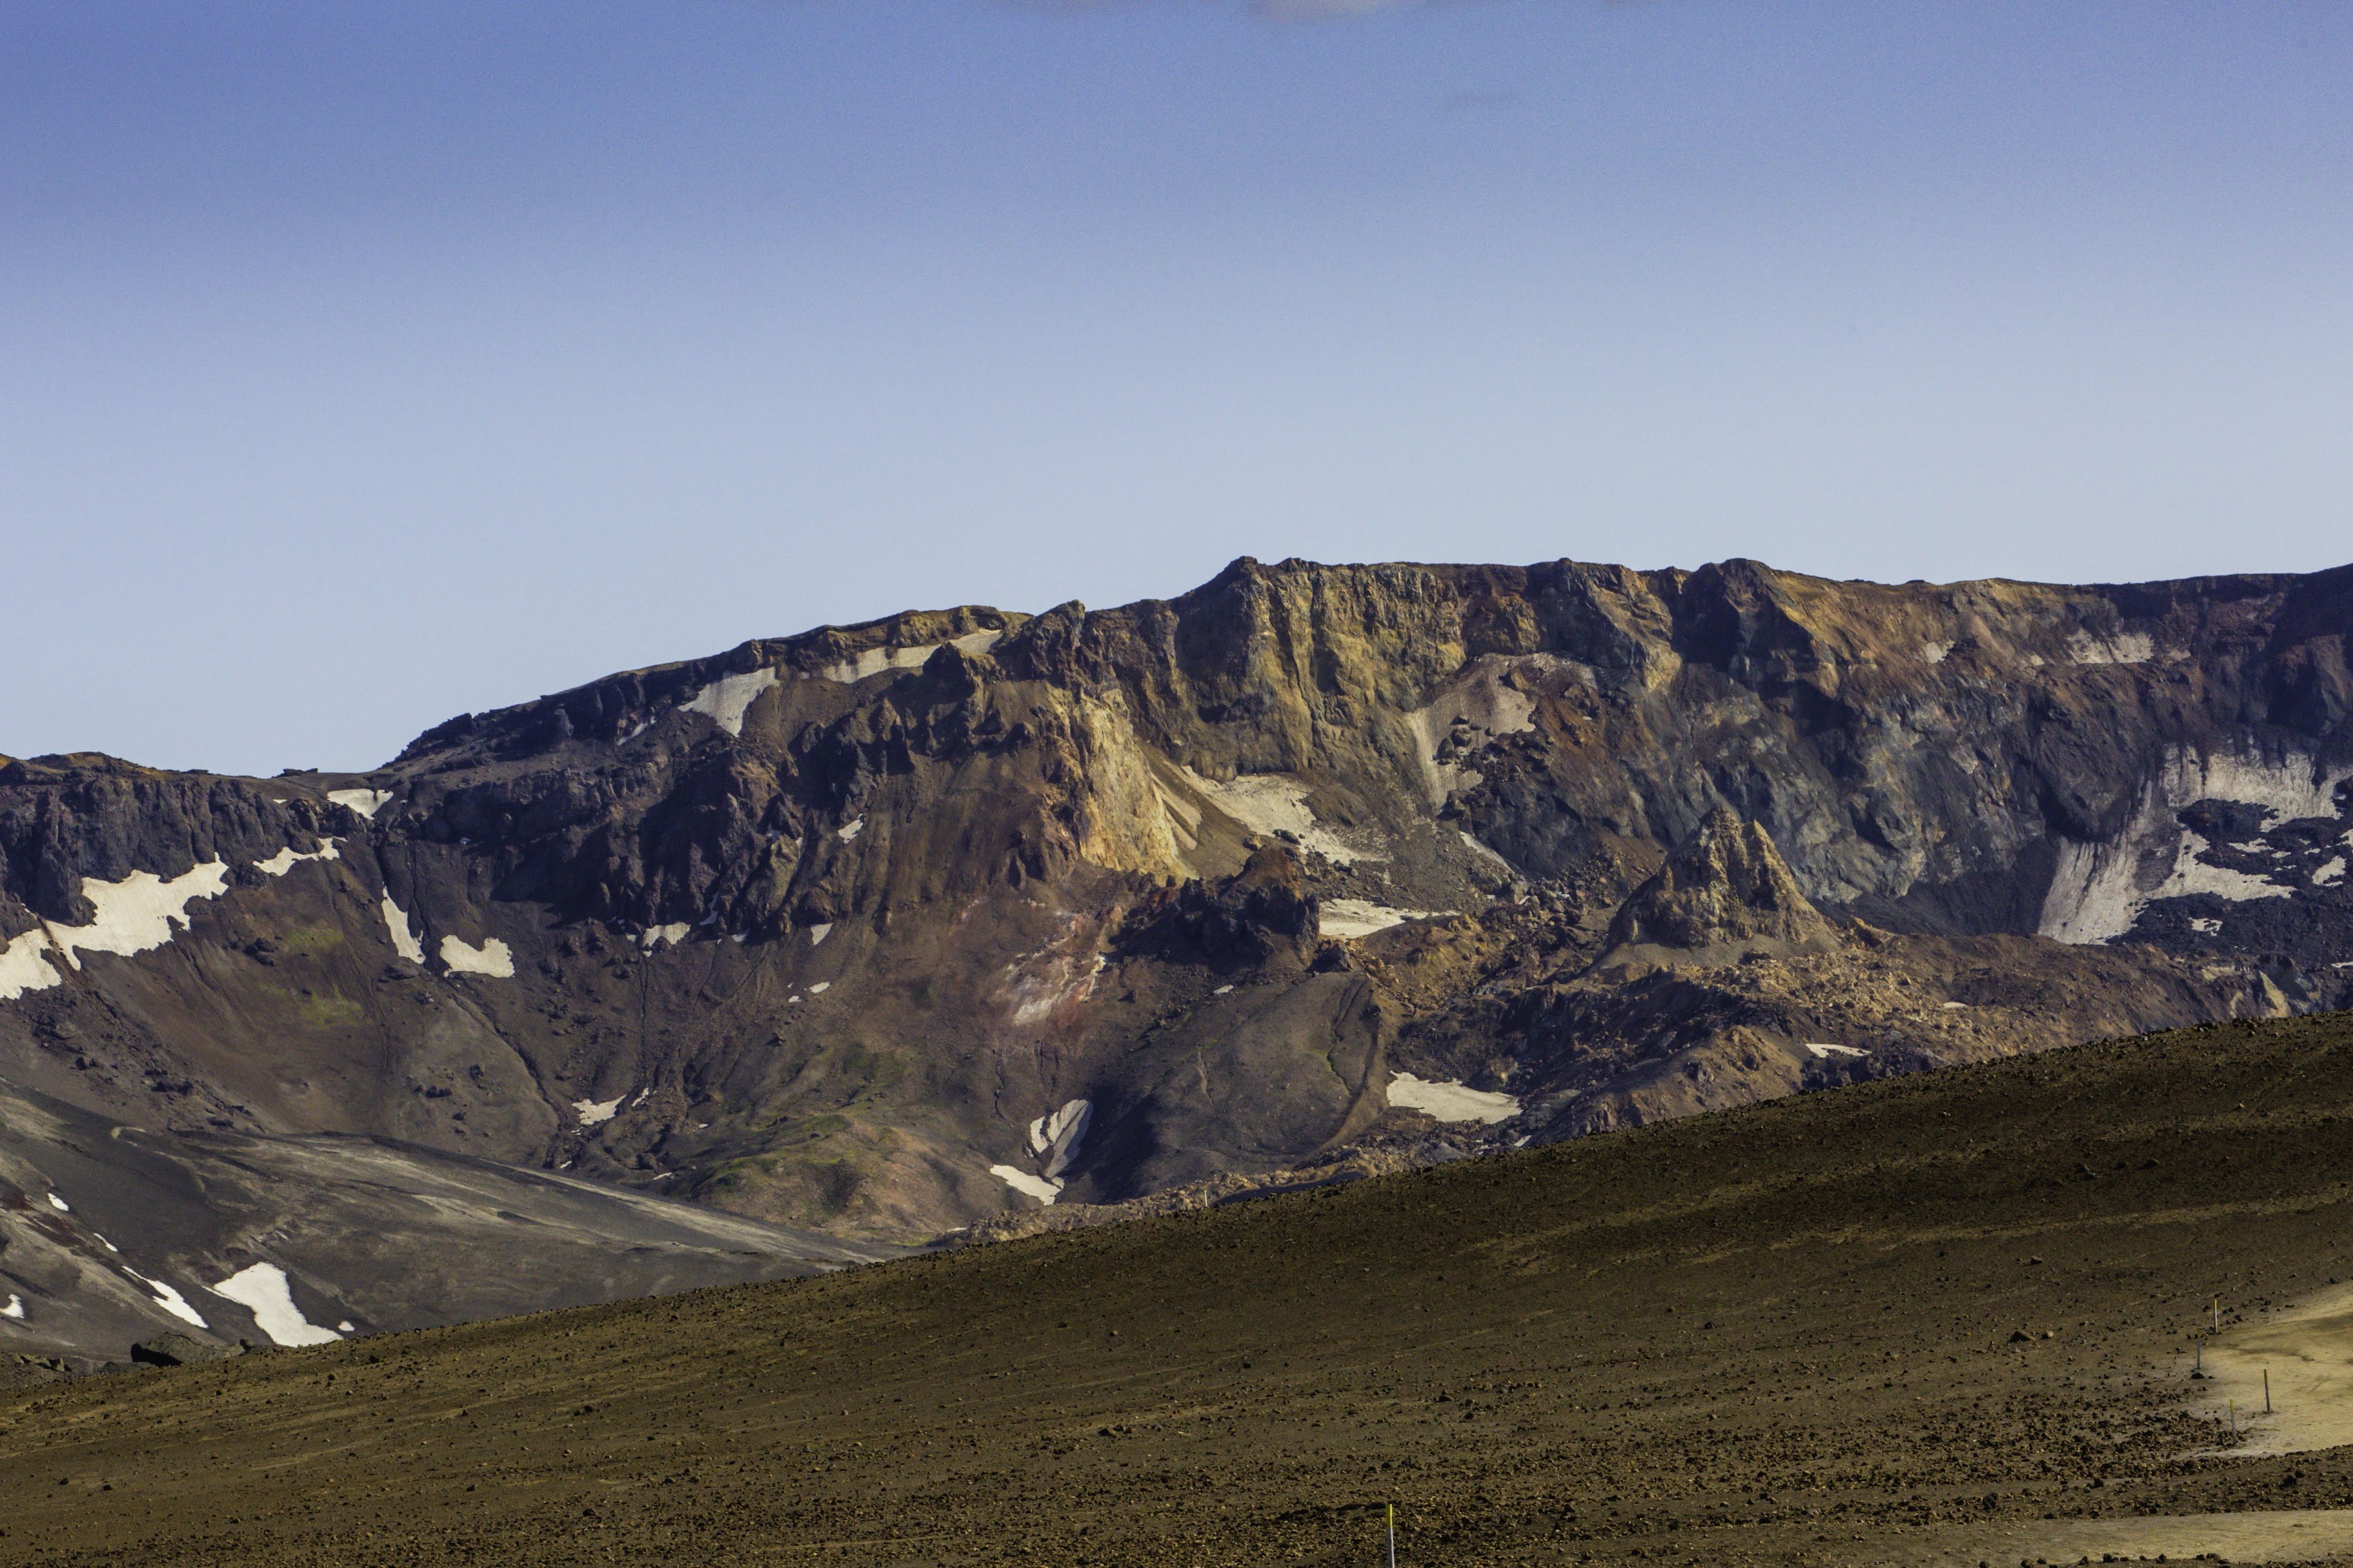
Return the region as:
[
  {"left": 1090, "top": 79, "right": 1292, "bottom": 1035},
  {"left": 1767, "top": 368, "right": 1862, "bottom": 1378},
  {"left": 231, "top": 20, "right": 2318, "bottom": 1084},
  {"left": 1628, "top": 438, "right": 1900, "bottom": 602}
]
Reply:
[{"left": 5, "top": 1, "right": 2349, "bottom": 774}]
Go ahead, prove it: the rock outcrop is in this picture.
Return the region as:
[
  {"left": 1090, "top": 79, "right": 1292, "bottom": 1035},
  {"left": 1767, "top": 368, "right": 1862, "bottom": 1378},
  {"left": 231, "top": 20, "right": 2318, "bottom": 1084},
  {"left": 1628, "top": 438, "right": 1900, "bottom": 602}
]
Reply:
[{"left": 1599, "top": 808, "right": 1842, "bottom": 967}]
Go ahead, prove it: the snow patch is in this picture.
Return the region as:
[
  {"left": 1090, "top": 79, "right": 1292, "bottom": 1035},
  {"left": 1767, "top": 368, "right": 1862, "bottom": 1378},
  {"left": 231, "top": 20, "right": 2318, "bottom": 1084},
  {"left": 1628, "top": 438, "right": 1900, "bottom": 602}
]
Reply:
[
  {"left": 640, "top": 923, "right": 691, "bottom": 950},
  {"left": 631, "top": 1087, "right": 650, "bottom": 1107},
  {"left": 2316, "top": 858, "right": 2347, "bottom": 887},
  {"left": 572, "top": 1096, "right": 623, "bottom": 1127},
  {"left": 211, "top": 1262, "right": 341, "bottom": 1347},
  {"left": 808, "top": 923, "right": 833, "bottom": 947},
  {"left": 1212, "top": 984, "right": 1233, "bottom": 995},
  {"left": 1919, "top": 641, "right": 1950, "bottom": 664},
  {"left": 2191, "top": 917, "right": 2223, "bottom": 935},
  {"left": 1940, "top": 1001, "right": 1968, "bottom": 1010},
  {"left": 2039, "top": 749, "right": 2350, "bottom": 944},
  {"left": 0, "top": 859, "right": 236, "bottom": 1001},
  {"left": 1388, "top": 1072, "right": 1520, "bottom": 1125},
  {"left": 1319, "top": 899, "right": 1453, "bottom": 940},
  {"left": 990, "top": 1165, "right": 1064, "bottom": 1205},
  {"left": 838, "top": 818, "right": 864, "bottom": 842},
  {"left": 1022, "top": 1099, "right": 1093, "bottom": 1179},
  {"left": 439, "top": 934, "right": 514, "bottom": 978},
  {"left": 337, "top": 1320, "right": 355, "bottom": 1332},
  {"left": 1, "top": 1294, "right": 22, "bottom": 1320},
  {"left": 327, "top": 789, "right": 392, "bottom": 818},
  {"left": 125, "top": 1269, "right": 207, "bottom": 1329},
  {"left": 254, "top": 838, "right": 340, "bottom": 877},
  {"left": 809, "top": 981, "right": 831, "bottom": 994},
  {"left": 379, "top": 895, "right": 426, "bottom": 965},
  {"left": 815, "top": 631, "right": 1001, "bottom": 685},
  {"left": 680, "top": 668, "right": 780, "bottom": 738},
  {"left": 1806, "top": 1043, "right": 1868, "bottom": 1059},
  {"left": 46, "top": 1192, "right": 67, "bottom": 1212},
  {"left": 95, "top": 1234, "right": 118, "bottom": 1253},
  {"left": 0, "top": 933, "right": 61, "bottom": 1003}
]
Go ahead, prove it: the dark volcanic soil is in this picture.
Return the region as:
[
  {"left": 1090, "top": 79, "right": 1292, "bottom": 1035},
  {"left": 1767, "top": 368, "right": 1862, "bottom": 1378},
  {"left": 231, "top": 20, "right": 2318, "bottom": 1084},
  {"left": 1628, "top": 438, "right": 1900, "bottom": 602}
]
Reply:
[{"left": 11, "top": 1011, "right": 2353, "bottom": 1567}]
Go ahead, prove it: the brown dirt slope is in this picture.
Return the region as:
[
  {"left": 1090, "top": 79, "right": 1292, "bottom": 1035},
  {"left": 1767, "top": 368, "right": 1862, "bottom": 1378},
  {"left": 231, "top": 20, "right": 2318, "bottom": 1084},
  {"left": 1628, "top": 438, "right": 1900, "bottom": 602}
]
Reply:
[{"left": 12, "top": 1011, "right": 2353, "bottom": 1565}]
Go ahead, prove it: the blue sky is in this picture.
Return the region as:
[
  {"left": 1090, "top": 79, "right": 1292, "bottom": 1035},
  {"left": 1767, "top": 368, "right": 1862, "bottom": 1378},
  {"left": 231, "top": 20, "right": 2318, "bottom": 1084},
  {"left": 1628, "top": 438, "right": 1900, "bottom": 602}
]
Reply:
[{"left": 5, "top": 1, "right": 2349, "bottom": 773}]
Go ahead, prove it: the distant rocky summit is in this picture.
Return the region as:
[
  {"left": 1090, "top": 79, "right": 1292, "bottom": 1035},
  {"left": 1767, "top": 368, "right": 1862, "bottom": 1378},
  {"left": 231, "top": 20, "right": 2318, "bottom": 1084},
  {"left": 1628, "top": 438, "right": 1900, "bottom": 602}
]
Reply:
[{"left": 3, "top": 554, "right": 2349, "bottom": 1356}]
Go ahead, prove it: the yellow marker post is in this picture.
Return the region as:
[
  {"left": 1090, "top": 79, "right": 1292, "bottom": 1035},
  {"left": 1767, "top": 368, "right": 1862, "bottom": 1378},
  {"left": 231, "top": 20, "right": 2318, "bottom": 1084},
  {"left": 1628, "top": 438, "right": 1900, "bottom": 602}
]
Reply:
[{"left": 1386, "top": 1502, "right": 1397, "bottom": 1568}]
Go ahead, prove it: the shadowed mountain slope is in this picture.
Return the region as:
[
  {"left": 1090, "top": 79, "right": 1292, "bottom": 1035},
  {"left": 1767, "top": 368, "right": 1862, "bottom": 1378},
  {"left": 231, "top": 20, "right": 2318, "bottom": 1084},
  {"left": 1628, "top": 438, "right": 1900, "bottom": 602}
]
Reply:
[
  {"left": 10, "top": 1008, "right": 2353, "bottom": 1565},
  {"left": 0, "top": 1079, "right": 900, "bottom": 1365}
]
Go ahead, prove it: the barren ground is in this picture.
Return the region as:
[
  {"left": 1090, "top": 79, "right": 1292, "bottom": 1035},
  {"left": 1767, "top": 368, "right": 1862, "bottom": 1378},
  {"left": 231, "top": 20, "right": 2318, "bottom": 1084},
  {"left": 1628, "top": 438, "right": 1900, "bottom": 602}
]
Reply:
[{"left": 11, "top": 1011, "right": 2353, "bottom": 1566}]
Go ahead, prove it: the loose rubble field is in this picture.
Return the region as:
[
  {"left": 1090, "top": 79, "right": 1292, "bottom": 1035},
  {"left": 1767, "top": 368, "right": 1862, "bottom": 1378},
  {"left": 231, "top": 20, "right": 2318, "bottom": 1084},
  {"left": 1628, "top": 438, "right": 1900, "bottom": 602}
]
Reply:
[{"left": 10, "top": 1011, "right": 2353, "bottom": 1567}]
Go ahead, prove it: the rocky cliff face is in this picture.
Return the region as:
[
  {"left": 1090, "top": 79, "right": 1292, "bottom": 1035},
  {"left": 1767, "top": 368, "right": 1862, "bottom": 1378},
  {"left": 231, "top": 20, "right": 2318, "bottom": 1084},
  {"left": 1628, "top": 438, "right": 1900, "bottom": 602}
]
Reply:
[{"left": 3, "top": 556, "right": 2350, "bottom": 1354}]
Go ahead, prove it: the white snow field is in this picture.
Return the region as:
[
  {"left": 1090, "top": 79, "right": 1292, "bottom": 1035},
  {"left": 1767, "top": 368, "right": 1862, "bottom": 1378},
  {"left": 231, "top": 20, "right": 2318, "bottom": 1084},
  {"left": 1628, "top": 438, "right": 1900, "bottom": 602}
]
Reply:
[
  {"left": 572, "top": 1095, "right": 625, "bottom": 1127},
  {"left": 439, "top": 935, "right": 515, "bottom": 978},
  {"left": 1807, "top": 1043, "right": 1869, "bottom": 1059},
  {"left": 0, "top": 859, "right": 233, "bottom": 1001},
  {"left": 681, "top": 668, "right": 780, "bottom": 738},
  {"left": 814, "top": 630, "right": 1001, "bottom": 685},
  {"left": 326, "top": 789, "right": 392, "bottom": 818},
  {"left": 989, "top": 1165, "right": 1064, "bottom": 1204},
  {"left": 124, "top": 1269, "right": 208, "bottom": 1329},
  {"left": 379, "top": 894, "right": 427, "bottom": 964},
  {"left": 46, "top": 1193, "right": 68, "bottom": 1212},
  {"left": 1387, "top": 1072, "right": 1520, "bottom": 1125},
  {"left": 211, "top": 1262, "right": 343, "bottom": 1347},
  {"left": 2, "top": 1294, "right": 23, "bottom": 1320},
  {"left": 639, "top": 923, "right": 691, "bottom": 950},
  {"left": 254, "top": 838, "right": 341, "bottom": 877},
  {"left": 1025, "top": 1100, "right": 1093, "bottom": 1178},
  {"left": 2041, "top": 748, "right": 2352, "bottom": 944}
]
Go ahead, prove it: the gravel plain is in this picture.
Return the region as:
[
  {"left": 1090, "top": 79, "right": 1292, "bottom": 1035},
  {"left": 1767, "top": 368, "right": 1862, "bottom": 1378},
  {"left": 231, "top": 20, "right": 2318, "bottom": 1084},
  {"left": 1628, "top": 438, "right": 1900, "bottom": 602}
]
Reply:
[{"left": 9, "top": 1011, "right": 2353, "bottom": 1566}]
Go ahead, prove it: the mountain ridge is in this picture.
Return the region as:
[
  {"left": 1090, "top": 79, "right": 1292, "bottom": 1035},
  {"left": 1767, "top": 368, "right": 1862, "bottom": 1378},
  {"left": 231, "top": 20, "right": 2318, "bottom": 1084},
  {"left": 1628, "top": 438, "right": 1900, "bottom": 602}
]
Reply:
[{"left": 3, "top": 552, "right": 2350, "bottom": 1358}]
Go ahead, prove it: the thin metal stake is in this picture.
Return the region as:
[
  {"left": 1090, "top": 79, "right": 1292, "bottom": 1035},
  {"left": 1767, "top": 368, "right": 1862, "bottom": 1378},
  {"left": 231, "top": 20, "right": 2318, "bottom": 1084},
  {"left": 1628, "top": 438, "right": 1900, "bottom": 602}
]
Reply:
[
  {"left": 1387, "top": 1502, "right": 1397, "bottom": 1568},
  {"left": 2230, "top": 1398, "right": 2237, "bottom": 1438},
  {"left": 2265, "top": 1368, "right": 2272, "bottom": 1414},
  {"left": 2196, "top": 1336, "right": 2202, "bottom": 1372}
]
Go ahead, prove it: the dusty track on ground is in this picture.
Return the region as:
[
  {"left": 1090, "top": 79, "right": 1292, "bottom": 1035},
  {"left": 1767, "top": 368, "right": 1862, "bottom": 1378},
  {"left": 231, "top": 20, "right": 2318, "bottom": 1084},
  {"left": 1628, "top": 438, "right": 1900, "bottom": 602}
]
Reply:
[{"left": 11, "top": 1012, "right": 2353, "bottom": 1566}]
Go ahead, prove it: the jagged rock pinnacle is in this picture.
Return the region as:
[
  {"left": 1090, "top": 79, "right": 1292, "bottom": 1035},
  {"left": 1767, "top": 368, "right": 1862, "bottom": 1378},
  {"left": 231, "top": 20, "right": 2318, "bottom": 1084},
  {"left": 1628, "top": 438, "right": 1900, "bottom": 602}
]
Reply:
[{"left": 1600, "top": 807, "right": 1843, "bottom": 969}]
